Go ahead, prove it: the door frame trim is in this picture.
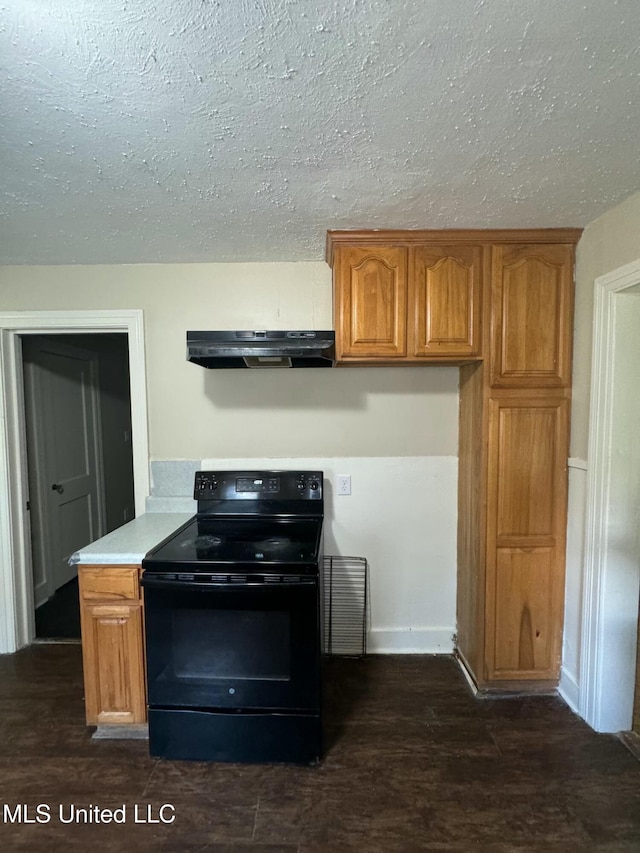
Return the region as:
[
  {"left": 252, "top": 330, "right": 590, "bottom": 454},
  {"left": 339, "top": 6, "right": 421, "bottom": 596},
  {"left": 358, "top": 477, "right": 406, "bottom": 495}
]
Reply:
[
  {"left": 580, "top": 259, "right": 640, "bottom": 731},
  {"left": 0, "top": 310, "right": 149, "bottom": 654}
]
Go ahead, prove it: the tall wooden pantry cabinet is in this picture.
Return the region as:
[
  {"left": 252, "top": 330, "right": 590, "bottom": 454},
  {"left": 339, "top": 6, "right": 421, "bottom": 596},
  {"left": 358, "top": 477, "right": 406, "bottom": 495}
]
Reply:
[{"left": 327, "top": 229, "right": 581, "bottom": 691}]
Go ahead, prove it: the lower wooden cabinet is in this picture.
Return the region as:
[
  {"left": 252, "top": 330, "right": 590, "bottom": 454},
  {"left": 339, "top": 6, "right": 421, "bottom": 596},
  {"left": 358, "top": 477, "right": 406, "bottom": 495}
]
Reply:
[
  {"left": 78, "top": 565, "right": 146, "bottom": 726},
  {"left": 457, "top": 381, "right": 571, "bottom": 690},
  {"left": 484, "top": 394, "right": 569, "bottom": 681}
]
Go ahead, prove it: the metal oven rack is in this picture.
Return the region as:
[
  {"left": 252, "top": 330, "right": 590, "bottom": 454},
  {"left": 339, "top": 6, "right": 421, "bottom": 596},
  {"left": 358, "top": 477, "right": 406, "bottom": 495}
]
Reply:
[{"left": 322, "top": 556, "right": 368, "bottom": 657}]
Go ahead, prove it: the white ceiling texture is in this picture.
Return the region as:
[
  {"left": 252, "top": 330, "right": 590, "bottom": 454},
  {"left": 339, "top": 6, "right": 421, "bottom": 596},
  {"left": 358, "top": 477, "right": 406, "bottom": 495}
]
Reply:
[{"left": 2, "top": 0, "right": 640, "bottom": 265}]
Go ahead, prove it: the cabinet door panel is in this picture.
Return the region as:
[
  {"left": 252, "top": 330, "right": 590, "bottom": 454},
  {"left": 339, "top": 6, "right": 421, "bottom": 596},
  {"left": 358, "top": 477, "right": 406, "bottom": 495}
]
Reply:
[
  {"left": 485, "top": 395, "right": 569, "bottom": 681},
  {"left": 491, "top": 547, "right": 556, "bottom": 677},
  {"left": 491, "top": 244, "right": 573, "bottom": 386},
  {"left": 412, "top": 245, "right": 481, "bottom": 356},
  {"left": 488, "top": 396, "right": 568, "bottom": 545},
  {"left": 493, "top": 404, "right": 559, "bottom": 541},
  {"left": 334, "top": 246, "right": 407, "bottom": 358},
  {"left": 81, "top": 602, "right": 146, "bottom": 725}
]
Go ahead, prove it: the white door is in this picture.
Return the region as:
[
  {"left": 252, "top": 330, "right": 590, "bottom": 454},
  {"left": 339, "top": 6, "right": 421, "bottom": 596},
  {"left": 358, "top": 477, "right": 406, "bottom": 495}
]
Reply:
[{"left": 22, "top": 337, "right": 105, "bottom": 605}]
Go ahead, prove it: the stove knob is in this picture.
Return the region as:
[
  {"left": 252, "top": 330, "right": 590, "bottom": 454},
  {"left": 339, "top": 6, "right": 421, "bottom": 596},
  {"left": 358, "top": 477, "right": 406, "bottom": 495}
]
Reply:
[{"left": 310, "top": 481, "right": 318, "bottom": 490}]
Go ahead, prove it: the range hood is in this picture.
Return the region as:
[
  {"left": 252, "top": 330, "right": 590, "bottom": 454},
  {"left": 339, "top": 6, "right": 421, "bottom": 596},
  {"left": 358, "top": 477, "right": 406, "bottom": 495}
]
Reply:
[{"left": 187, "top": 330, "right": 336, "bottom": 369}]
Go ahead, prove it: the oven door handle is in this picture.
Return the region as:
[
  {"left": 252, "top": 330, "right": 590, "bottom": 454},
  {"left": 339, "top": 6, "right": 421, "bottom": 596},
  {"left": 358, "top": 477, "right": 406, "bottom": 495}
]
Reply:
[{"left": 140, "top": 576, "right": 316, "bottom": 591}]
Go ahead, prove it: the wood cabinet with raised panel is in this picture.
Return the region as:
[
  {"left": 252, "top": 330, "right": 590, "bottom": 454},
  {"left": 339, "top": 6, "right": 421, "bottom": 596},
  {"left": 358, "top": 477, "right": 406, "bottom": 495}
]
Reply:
[
  {"left": 328, "top": 228, "right": 581, "bottom": 691},
  {"left": 460, "top": 383, "right": 573, "bottom": 690},
  {"left": 328, "top": 232, "right": 482, "bottom": 362},
  {"left": 484, "top": 394, "right": 570, "bottom": 681},
  {"left": 490, "top": 243, "right": 574, "bottom": 388},
  {"left": 457, "top": 234, "right": 578, "bottom": 690},
  {"left": 412, "top": 243, "right": 482, "bottom": 357},
  {"left": 333, "top": 244, "right": 408, "bottom": 358},
  {"left": 78, "top": 565, "right": 146, "bottom": 726}
]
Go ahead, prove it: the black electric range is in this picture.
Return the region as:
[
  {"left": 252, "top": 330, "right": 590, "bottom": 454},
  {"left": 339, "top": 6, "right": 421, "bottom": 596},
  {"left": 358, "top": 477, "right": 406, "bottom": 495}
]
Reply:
[{"left": 141, "top": 470, "right": 324, "bottom": 764}]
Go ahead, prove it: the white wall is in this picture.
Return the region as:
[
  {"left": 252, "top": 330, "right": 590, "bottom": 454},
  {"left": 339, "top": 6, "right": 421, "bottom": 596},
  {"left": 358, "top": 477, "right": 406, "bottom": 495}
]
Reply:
[
  {"left": 571, "top": 191, "right": 640, "bottom": 460},
  {"left": 7, "top": 210, "right": 639, "bottom": 668},
  {"left": 0, "top": 261, "right": 460, "bottom": 651},
  {"left": 561, "top": 189, "right": 640, "bottom": 713},
  {"left": 0, "top": 262, "right": 459, "bottom": 458},
  {"left": 200, "top": 456, "right": 458, "bottom": 653}
]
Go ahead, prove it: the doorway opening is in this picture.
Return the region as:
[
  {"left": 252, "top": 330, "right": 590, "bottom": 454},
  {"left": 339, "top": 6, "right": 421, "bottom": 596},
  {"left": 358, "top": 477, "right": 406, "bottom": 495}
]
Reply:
[
  {"left": 580, "top": 261, "right": 640, "bottom": 733},
  {"left": 0, "top": 309, "right": 149, "bottom": 655},
  {"left": 22, "top": 333, "right": 135, "bottom": 641}
]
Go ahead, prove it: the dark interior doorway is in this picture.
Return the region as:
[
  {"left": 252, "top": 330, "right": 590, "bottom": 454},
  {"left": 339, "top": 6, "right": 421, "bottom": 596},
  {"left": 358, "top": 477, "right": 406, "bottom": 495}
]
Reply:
[
  {"left": 35, "top": 578, "right": 82, "bottom": 639},
  {"left": 22, "top": 333, "right": 134, "bottom": 641}
]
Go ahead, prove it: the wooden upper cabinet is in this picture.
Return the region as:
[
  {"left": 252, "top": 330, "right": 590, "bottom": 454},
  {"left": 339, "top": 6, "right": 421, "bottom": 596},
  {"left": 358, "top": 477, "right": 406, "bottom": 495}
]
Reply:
[
  {"left": 411, "top": 245, "right": 481, "bottom": 357},
  {"left": 491, "top": 244, "right": 574, "bottom": 387},
  {"left": 334, "top": 245, "right": 407, "bottom": 358},
  {"left": 330, "top": 236, "right": 482, "bottom": 363},
  {"left": 328, "top": 231, "right": 580, "bottom": 366}
]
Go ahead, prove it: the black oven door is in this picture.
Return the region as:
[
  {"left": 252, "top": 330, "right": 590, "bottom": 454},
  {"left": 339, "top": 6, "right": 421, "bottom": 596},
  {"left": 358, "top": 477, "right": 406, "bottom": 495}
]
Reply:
[{"left": 141, "top": 573, "right": 320, "bottom": 713}]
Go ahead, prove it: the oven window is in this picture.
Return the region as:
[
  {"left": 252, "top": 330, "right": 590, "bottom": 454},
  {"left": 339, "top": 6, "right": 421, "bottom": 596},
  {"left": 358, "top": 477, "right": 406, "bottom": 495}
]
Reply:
[
  {"left": 144, "top": 581, "right": 320, "bottom": 711},
  {"left": 172, "top": 609, "right": 291, "bottom": 682}
]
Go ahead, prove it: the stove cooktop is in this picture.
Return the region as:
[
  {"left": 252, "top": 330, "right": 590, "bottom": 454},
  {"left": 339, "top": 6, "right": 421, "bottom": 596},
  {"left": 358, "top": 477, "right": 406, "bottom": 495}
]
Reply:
[{"left": 143, "top": 516, "right": 322, "bottom": 569}]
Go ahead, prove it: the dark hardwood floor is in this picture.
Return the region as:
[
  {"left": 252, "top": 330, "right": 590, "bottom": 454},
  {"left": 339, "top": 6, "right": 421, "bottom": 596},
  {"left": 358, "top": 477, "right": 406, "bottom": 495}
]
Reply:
[{"left": 0, "top": 645, "right": 638, "bottom": 852}]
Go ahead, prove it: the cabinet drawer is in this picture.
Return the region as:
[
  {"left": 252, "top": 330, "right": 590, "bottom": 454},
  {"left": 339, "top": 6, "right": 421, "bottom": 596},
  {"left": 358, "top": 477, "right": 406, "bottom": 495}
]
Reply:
[{"left": 79, "top": 566, "right": 140, "bottom": 602}]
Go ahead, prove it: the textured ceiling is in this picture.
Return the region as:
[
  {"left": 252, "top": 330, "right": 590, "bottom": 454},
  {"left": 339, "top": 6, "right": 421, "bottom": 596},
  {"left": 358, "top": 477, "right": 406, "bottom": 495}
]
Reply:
[{"left": 2, "top": 0, "right": 640, "bottom": 265}]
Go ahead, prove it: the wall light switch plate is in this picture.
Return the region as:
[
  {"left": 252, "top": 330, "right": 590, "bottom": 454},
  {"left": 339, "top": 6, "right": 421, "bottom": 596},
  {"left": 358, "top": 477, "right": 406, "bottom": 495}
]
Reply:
[{"left": 337, "top": 475, "right": 351, "bottom": 496}]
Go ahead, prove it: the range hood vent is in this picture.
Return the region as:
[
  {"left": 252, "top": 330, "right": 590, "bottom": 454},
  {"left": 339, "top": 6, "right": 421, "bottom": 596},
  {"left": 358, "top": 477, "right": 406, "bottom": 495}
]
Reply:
[{"left": 187, "top": 330, "right": 336, "bottom": 369}]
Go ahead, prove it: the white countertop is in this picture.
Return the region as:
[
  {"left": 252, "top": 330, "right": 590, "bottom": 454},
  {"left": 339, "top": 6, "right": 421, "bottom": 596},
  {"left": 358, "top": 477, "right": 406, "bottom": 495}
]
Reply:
[{"left": 71, "top": 513, "right": 192, "bottom": 565}]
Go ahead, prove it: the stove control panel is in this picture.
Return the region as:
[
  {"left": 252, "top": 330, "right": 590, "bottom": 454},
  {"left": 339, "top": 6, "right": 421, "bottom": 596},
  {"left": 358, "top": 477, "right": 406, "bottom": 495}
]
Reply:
[
  {"left": 295, "top": 473, "right": 321, "bottom": 494},
  {"left": 194, "top": 472, "right": 219, "bottom": 497},
  {"left": 194, "top": 470, "right": 323, "bottom": 501},
  {"left": 236, "top": 476, "right": 280, "bottom": 493}
]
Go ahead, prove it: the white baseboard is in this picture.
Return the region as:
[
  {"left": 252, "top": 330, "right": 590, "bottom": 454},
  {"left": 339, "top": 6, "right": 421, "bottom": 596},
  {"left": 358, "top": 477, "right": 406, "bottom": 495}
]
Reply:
[
  {"left": 558, "top": 667, "right": 581, "bottom": 714},
  {"left": 568, "top": 457, "right": 588, "bottom": 471},
  {"left": 367, "top": 627, "right": 455, "bottom": 654}
]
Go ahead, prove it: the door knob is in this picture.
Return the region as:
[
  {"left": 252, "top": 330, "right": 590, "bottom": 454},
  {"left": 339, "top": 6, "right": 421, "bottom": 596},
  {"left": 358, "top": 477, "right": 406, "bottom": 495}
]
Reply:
[{"left": 51, "top": 483, "right": 64, "bottom": 494}]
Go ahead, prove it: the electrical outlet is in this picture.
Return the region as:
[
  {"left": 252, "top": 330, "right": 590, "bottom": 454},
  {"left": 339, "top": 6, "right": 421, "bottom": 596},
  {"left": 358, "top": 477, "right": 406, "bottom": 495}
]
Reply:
[{"left": 337, "top": 475, "right": 351, "bottom": 496}]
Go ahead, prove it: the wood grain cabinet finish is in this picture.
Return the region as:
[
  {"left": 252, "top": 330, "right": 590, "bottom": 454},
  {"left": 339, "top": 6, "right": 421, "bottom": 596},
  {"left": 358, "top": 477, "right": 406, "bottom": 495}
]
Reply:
[
  {"left": 491, "top": 243, "right": 574, "bottom": 388},
  {"left": 455, "top": 231, "right": 577, "bottom": 690},
  {"left": 412, "top": 244, "right": 481, "bottom": 357},
  {"left": 78, "top": 566, "right": 146, "bottom": 726},
  {"left": 330, "top": 236, "right": 481, "bottom": 362},
  {"left": 485, "top": 396, "right": 569, "bottom": 680},
  {"left": 334, "top": 245, "right": 408, "bottom": 358},
  {"left": 327, "top": 228, "right": 581, "bottom": 690}
]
